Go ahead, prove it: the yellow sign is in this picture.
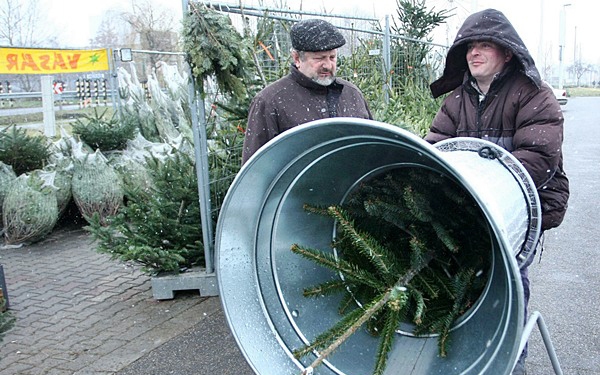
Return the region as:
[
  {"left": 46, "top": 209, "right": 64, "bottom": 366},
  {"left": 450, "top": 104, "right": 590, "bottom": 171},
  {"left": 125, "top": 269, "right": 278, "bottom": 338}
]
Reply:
[{"left": 0, "top": 48, "right": 110, "bottom": 75}]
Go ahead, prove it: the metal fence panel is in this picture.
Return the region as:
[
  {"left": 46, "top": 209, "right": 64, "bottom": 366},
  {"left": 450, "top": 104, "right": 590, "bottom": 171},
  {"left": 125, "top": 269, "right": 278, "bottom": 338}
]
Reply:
[{"left": 111, "top": 3, "right": 449, "bottom": 275}]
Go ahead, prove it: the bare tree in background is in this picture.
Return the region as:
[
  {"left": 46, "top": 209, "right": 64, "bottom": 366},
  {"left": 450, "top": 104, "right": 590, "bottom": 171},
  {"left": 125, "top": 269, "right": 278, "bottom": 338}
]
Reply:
[
  {"left": 90, "top": 10, "right": 128, "bottom": 49},
  {"left": 0, "top": 0, "right": 59, "bottom": 91},
  {"left": 568, "top": 61, "right": 596, "bottom": 87},
  {"left": 539, "top": 44, "right": 555, "bottom": 84},
  {"left": 0, "top": 0, "right": 57, "bottom": 47},
  {"left": 121, "top": 0, "right": 180, "bottom": 78}
]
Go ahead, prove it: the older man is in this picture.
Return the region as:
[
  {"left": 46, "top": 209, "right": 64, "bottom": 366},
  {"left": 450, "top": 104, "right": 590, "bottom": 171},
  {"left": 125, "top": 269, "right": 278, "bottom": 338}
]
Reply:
[
  {"left": 425, "top": 9, "right": 570, "bottom": 375},
  {"left": 242, "top": 19, "right": 372, "bottom": 164}
]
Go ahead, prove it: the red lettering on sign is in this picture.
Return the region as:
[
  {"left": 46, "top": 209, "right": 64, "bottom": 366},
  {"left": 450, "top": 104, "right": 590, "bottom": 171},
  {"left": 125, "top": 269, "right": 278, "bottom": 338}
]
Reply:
[
  {"left": 21, "top": 54, "right": 40, "bottom": 71},
  {"left": 67, "top": 54, "right": 81, "bottom": 68},
  {"left": 6, "top": 54, "right": 17, "bottom": 71},
  {"left": 1, "top": 49, "right": 105, "bottom": 73},
  {"left": 53, "top": 54, "right": 67, "bottom": 70},
  {"left": 39, "top": 55, "right": 51, "bottom": 70}
]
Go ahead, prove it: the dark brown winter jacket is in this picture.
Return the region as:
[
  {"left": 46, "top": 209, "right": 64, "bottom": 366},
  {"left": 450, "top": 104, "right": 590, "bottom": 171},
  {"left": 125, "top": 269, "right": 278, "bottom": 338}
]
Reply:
[
  {"left": 425, "top": 9, "right": 569, "bottom": 230},
  {"left": 242, "top": 64, "right": 372, "bottom": 164}
]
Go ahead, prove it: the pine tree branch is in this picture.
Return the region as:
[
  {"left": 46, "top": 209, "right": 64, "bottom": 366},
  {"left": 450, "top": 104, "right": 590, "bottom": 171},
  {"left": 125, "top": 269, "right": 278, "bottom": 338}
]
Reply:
[
  {"left": 302, "top": 280, "right": 347, "bottom": 298},
  {"left": 294, "top": 169, "right": 492, "bottom": 374},
  {"left": 294, "top": 301, "right": 369, "bottom": 359},
  {"left": 430, "top": 267, "right": 456, "bottom": 300},
  {"left": 363, "top": 198, "right": 413, "bottom": 235},
  {"left": 291, "top": 244, "right": 383, "bottom": 290},
  {"left": 431, "top": 221, "right": 459, "bottom": 253},
  {"left": 300, "top": 251, "right": 435, "bottom": 375},
  {"left": 441, "top": 269, "right": 477, "bottom": 355},
  {"left": 302, "top": 203, "right": 330, "bottom": 216},
  {"left": 403, "top": 185, "right": 433, "bottom": 222},
  {"left": 374, "top": 307, "right": 402, "bottom": 375},
  {"left": 414, "top": 273, "right": 439, "bottom": 299},
  {"left": 409, "top": 288, "right": 426, "bottom": 325},
  {"left": 327, "top": 206, "right": 395, "bottom": 280},
  {"left": 409, "top": 234, "right": 431, "bottom": 269},
  {"left": 301, "top": 292, "right": 389, "bottom": 375}
]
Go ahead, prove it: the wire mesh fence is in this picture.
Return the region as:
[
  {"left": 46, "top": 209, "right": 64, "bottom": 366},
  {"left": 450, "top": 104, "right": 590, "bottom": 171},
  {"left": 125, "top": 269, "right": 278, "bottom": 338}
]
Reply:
[
  {"left": 113, "top": 2, "right": 450, "bottom": 264},
  {"left": 194, "top": 1, "right": 449, "bottom": 220}
]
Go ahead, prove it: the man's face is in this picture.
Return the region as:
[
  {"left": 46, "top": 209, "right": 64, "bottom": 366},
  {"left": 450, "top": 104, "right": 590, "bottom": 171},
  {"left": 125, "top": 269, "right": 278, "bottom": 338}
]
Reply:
[
  {"left": 466, "top": 41, "right": 512, "bottom": 83},
  {"left": 293, "top": 49, "right": 337, "bottom": 86}
]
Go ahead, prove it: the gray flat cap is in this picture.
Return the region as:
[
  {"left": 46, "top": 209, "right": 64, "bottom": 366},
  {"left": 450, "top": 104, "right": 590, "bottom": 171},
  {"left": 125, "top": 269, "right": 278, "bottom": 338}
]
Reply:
[{"left": 290, "top": 19, "right": 346, "bottom": 52}]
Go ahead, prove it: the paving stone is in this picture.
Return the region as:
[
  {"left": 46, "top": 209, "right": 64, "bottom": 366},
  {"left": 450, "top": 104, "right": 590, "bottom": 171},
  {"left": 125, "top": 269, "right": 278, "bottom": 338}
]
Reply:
[
  {"left": 54, "top": 353, "right": 101, "bottom": 372},
  {"left": 0, "top": 363, "right": 34, "bottom": 375},
  {"left": 0, "top": 226, "right": 208, "bottom": 374}
]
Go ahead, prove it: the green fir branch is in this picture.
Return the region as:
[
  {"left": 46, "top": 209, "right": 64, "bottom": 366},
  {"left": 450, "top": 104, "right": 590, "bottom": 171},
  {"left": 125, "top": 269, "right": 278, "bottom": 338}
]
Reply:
[
  {"left": 403, "top": 185, "right": 433, "bottom": 223},
  {"left": 302, "top": 203, "right": 330, "bottom": 216},
  {"left": 408, "top": 233, "right": 431, "bottom": 269},
  {"left": 413, "top": 273, "right": 440, "bottom": 300},
  {"left": 431, "top": 221, "right": 460, "bottom": 253},
  {"left": 374, "top": 307, "right": 403, "bottom": 375},
  {"left": 427, "top": 265, "right": 456, "bottom": 300},
  {"left": 302, "top": 279, "right": 347, "bottom": 298},
  {"left": 338, "top": 291, "right": 358, "bottom": 315},
  {"left": 362, "top": 198, "right": 414, "bottom": 235},
  {"left": 366, "top": 308, "right": 388, "bottom": 336},
  {"left": 327, "top": 206, "right": 396, "bottom": 282},
  {"left": 423, "top": 269, "right": 478, "bottom": 357},
  {"left": 299, "top": 292, "right": 390, "bottom": 375},
  {"left": 409, "top": 288, "right": 426, "bottom": 325},
  {"left": 290, "top": 244, "right": 383, "bottom": 290},
  {"left": 294, "top": 295, "right": 383, "bottom": 359},
  {"left": 297, "top": 254, "right": 434, "bottom": 375}
]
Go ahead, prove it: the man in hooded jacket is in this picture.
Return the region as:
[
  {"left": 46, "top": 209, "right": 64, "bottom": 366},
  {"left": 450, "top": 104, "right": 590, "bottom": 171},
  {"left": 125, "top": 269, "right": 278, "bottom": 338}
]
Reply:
[{"left": 425, "top": 9, "right": 569, "bottom": 375}]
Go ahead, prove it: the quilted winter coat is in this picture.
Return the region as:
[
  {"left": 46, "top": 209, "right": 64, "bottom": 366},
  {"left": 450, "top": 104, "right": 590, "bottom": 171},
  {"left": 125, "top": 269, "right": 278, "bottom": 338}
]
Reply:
[{"left": 425, "top": 9, "right": 569, "bottom": 230}]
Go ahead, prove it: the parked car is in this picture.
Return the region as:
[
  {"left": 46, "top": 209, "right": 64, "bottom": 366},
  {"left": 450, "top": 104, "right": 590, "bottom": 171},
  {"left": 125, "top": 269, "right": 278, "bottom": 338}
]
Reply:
[{"left": 545, "top": 81, "right": 568, "bottom": 105}]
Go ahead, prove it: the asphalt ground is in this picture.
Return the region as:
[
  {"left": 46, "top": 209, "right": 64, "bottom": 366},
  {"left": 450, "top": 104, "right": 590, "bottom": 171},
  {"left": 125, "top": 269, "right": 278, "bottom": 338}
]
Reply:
[
  {"left": 0, "top": 97, "right": 598, "bottom": 375},
  {"left": 523, "top": 97, "right": 600, "bottom": 375}
]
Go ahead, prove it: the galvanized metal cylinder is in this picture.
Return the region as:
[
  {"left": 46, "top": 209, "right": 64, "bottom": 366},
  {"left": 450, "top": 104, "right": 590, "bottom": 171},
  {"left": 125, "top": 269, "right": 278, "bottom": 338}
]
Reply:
[{"left": 216, "top": 118, "right": 541, "bottom": 375}]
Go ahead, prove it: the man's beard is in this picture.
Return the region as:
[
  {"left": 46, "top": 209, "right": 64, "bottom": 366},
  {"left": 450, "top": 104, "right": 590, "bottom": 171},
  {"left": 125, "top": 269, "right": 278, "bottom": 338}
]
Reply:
[{"left": 312, "top": 72, "right": 335, "bottom": 86}]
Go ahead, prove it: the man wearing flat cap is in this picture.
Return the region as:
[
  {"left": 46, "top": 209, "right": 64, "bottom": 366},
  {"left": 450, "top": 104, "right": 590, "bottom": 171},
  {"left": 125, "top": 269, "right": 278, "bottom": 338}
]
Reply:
[{"left": 242, "top": 19, "right": 372, "bottom": 164}]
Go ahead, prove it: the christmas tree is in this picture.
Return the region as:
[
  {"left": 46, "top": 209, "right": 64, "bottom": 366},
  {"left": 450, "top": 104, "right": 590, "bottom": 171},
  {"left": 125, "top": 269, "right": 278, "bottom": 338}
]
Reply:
[
  {"left": 86, "top": 152, "right": 204, "bottom": 275},
  {"left": 292, "top": 167, "right": 491, "bottom": 375}
]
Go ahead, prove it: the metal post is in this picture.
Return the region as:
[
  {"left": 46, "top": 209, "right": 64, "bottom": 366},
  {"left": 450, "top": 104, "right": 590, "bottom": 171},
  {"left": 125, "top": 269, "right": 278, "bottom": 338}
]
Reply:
[
  {"left": 107, "top": 48, "right": 118, "bottom": 112},
  {"left": 382, "top": 15, "right": 391, "bottom": 104},
  {"left": 538, "top": 0, "right": 544, "bottom": 74},
  {"left": 517, "top": 311, "right": 564, "bottom": 374},
  {"left": 182, "top": 0, "right": 215, "bottom": 274},
  {"left": 558, "top": 4, "right": 571, "bottom": 89},
  {"left": 41, "top": 75, "right": 56, "bottom": 137}
]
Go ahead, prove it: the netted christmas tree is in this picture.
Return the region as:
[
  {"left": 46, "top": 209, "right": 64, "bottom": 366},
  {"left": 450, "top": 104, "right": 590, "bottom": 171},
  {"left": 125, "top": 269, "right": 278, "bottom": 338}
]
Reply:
[
  {"left": 0, "top": 162, "right": 17, "bottom": 231},
  {"left": 86, "top": 151, "right": 204, "bottom": 275},
  {"left": 71, "top": 149, "right": 123, "bottom": 225},
  {"left": 291, "top": 167, "right": 492, "bottom": 375},
  {"left": 2, "top": 171, "right": 59, "bottom": 245}
]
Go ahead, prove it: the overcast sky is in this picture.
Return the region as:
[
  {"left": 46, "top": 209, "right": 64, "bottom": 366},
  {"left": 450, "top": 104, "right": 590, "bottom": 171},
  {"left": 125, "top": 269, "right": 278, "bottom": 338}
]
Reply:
[{"left": 41, "top": 0, "right": 599, "bottom": 66}]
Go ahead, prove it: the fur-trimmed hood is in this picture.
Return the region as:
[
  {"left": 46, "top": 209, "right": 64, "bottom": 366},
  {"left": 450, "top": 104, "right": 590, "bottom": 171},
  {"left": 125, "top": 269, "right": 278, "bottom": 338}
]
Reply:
[{"left": 430, "top": 8, "right": 541, "bottom": 98}]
